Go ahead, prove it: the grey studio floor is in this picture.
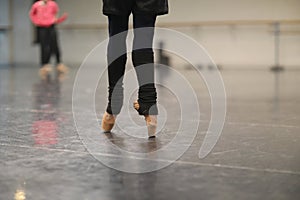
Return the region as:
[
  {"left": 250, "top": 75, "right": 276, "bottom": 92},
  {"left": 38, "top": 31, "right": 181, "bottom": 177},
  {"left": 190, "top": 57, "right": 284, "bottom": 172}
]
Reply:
[{"left": 0, "top": 63, "right": 299, "bottom": 200}]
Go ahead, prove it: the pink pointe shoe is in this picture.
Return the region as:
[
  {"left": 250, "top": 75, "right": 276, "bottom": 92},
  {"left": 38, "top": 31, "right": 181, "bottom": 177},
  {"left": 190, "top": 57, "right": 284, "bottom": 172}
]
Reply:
[
  {"left": 101, "top": 112, "right": 116, "bottom": 132},
  {"left": 39, "top": 64, "right": 52, "bottom": 80},
  {"left": 134, "top": 101, "right": 157, "bottom": 138}
]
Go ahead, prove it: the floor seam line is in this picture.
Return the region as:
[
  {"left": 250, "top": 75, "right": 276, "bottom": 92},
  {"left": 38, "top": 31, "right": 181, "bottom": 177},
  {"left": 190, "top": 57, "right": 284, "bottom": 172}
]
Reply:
[{"left": 1, "top": 143, "right": 299, "bottom": 176}]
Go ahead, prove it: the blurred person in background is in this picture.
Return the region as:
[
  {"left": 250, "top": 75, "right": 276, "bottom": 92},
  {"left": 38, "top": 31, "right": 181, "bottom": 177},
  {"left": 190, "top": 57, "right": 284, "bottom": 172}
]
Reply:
[{"left": 29, "top": 0, "right": 68, "bottom": 80}]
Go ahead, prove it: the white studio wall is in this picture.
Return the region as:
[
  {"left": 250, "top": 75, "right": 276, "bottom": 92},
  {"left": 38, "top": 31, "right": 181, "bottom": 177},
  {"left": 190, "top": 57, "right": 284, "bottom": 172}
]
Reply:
[
  {"left": 4, "top": 0, "right": 300, "bottom": 69},
  {"left": 160, "top": 0, "right": 300, "bottom": 69},
  {"left": 164, "top": 0, "right": 300, "bottom": 22}
]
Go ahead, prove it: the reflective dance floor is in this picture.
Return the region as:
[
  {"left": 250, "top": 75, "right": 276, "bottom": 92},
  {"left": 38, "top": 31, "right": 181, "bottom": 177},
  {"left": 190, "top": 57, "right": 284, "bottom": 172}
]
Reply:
[{"left": 0, "top": 64, "right": 299, "bottom": 200}]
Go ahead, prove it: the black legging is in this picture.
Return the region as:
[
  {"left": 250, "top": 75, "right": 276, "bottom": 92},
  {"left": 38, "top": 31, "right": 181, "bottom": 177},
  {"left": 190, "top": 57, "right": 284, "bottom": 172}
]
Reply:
[
  {"left": 39, "top": 25, "right": 61, "bottom": 66},
  {"left": 106, "top": 14, "right": 158, "bottom": 115}
]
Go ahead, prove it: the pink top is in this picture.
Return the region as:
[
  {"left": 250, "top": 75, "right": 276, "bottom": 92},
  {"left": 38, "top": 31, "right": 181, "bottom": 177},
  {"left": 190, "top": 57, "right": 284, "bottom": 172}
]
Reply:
[{"left": 29, "top": 0, "right": 59, "bottom": 27}]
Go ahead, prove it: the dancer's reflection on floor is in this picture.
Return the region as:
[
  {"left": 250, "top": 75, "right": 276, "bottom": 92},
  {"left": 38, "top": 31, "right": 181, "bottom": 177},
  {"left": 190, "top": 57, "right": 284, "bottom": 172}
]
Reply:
[{"left": 31, "top": 78, "right": 61, "bottom": 146}]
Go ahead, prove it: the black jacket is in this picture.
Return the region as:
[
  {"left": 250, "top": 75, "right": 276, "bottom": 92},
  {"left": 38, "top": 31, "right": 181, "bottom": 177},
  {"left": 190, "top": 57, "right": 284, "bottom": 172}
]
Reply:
[{"left": 102, "top": 0, "right": 168, "bottom": 16}]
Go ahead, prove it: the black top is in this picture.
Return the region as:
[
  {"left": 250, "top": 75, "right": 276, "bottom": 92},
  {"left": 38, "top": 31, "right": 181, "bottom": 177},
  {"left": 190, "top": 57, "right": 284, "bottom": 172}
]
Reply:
[{"left": 102, "top": 0, "right": 169, "bottom": 16}]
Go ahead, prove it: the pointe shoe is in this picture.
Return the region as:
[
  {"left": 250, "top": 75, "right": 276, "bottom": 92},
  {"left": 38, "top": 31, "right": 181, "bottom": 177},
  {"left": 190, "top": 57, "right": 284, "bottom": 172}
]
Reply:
[
  {"left": 134, "top": 101, "right": 157, "bottom": 138},
  {"left": 145, "top": 115, "right": 157, "bottom": 138},
  {"left": 39, "top": 64, "right": 52, "bottom": 80},
  {"left": 56, "top": 63, "right": 69, "bottom": 81},
  {"left": 133, "top": 101, "right": 140, "bottom": 111},
  {"left": 101, "top": 112, "right": 116, "bottom": 132},
  {"left": 56, "top": 63, "right": 69, "bottom": 74}
]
